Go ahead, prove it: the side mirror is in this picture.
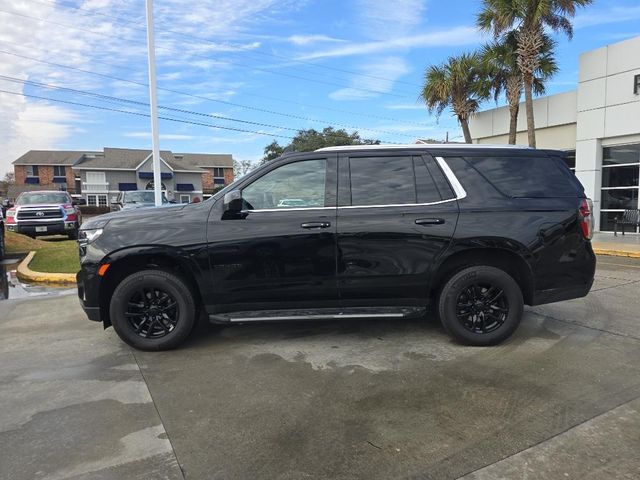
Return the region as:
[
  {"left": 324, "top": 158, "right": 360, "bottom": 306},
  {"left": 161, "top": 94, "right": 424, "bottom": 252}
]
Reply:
[{"left": 223, "top": 190, "right": 243, "bottom": 213}]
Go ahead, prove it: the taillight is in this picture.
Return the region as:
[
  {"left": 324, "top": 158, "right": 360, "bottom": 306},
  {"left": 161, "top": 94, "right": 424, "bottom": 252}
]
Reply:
[{"left": 579, "top": 198, "right": 593, "bottom": 240}]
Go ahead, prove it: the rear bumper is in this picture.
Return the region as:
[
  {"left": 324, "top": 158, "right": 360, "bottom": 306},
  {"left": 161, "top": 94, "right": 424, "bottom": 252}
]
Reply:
[{"left": 530, "top": 278, "right": 594, "bottom": 306}]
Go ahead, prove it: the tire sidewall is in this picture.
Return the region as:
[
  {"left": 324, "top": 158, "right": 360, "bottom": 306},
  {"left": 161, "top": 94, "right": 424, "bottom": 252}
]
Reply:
[
  {"left": 438, "top": 266, "right": 523, "bottom": 346},
  {"left": 110, "top": 270, "right": 196, "bottom": 351}
]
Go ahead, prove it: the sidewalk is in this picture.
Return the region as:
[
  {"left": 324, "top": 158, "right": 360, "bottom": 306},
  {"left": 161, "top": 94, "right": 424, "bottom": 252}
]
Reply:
[{"left": 592, "top": 232, "right": 640, "bottom": 258}]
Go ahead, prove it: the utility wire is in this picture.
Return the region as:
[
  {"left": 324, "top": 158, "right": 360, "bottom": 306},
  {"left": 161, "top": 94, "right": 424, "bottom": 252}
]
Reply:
[
  {"left": 0, "top": 74, "right": 418, "bottom": 139},
  {"left": 26, "top": 0, "right": 424, "bottom": 89},
  {"left": 0, "top": 37, "right": 431, "bottom": 127},
  {"left": 0, "top": 50, "right": 420, "bottom": 140},
  {"left": 0, "top": 8, "right": 410, "bottom": 99}
]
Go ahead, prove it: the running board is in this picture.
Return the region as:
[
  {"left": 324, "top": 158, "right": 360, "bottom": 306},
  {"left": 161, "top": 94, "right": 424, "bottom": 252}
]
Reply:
[{"left": 208, "top": 306, "right": 426, "bottom": 324}]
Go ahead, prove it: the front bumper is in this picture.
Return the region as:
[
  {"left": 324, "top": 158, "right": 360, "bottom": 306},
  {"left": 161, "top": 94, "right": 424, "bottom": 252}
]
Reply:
[
  {"left": 76, "top": 269, "right": 102, "bottom": 322},
  {"left": 7, "top": 221, "right": 77, "bottom": 235}
]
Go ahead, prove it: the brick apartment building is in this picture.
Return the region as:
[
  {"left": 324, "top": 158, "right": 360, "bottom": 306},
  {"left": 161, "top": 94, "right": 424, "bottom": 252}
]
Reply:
[{"left": 11, "top": 148, "right": 234, "bottom": 205}]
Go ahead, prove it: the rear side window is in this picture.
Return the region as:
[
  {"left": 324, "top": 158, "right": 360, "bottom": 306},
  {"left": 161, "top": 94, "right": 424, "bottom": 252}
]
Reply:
[
  {"left": 466, "top": 156, "right": 579, "bottom": 198},
  {"left": 349, "top": 156, "right": 415, "bottom": 206}
]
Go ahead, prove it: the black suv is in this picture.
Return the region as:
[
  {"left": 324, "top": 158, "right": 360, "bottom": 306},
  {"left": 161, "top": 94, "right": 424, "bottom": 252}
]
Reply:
[{"left": 77, "top": 145, "right": 595, "bottom": 351}]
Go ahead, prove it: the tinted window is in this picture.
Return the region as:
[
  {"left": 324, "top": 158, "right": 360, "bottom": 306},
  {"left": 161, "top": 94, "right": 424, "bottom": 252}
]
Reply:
[
  {"left": 467, "top": 156, "right": 578, "bottom": 198},
  {"left": 424, "top": 156, "right": 455, "bottom": 200},
  {"left": 413, "top": 157, "right": 441, "bottom": 203},
  {"left": 243, "top": 159, "right": 326, "bottom": 210},
  {"left": 350, "top": 156, "right": 415, "bottom": 206}
]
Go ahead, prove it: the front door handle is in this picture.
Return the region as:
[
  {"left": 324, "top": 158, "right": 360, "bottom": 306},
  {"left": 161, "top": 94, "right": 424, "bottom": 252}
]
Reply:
[
  {"left": 415, "top": 218, "right": 445, "bottom": 226},
  {"left": 301, "top": 222, "right": 331, "bottom": 229}
]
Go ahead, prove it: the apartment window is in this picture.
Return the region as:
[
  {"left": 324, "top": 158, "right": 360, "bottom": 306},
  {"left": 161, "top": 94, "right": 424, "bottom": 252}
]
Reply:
[
  {"left": 86, "top": 194, "right": 108, "bottom": 206},
  {"left": 600, "top": 144, "right": 640, "bottom": 232},
  {"left": 26, "top": 165, "right": 39, "bottom": 177},
  {"left": 53, "top": 165, "right": 66, "bottom": 176},
  {"left": 180, "top": 194, "right": 191, "bottom": 204},
  {"left": 213, "top": 167, "right": 224, "bottom": 178}
]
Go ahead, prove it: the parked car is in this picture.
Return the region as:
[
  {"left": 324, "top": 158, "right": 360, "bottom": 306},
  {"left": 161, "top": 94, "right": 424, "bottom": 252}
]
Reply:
[
  {"left": 0, "top": 205, "right": 5, "bottom": 260},
  {"left": 77, "top": 144, "right": 595, "bottom": 351},
  {"left": 110, "top": 190, "right": 170, "bottom": 212},
  {"left": 5, "top": 191, "right": 82, "bottom": 240}
]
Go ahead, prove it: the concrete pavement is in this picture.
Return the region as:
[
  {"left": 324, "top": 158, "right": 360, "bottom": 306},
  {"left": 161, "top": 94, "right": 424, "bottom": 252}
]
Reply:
[{"left": 1, "top": 257, "right": 640, "bottom": 479}]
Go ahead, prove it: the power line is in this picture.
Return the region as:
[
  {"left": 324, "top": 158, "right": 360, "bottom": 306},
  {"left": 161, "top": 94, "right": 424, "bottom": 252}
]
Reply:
[
  {"left": 0, "top": 74, "right": 416, "bottom": 139},
  {"left": 0, "top": 50, "right": 420, "bottom": 140},
  {"left": 0, "top": 88, "right": 294, "bottom": 139},
  {"left": 0, "top": 8, "right": 410, "bottom": 99},
  {"left": 0, "top": 36, "right": 431, "bottom": 127},
  {"left": 26, "top": 0, "right": 424, "bottom": 90}
]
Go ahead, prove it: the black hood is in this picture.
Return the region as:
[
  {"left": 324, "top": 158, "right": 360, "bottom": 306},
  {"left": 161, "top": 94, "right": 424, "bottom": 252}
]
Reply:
[{"left": 81, "top": 203, "right": 188, "bottom": 230}]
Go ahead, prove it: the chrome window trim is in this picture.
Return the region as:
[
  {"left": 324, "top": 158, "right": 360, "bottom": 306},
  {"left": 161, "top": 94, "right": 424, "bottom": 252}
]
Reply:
[
  {"left": 435, "top": 156, "right": 467, "bottom": 200},
  {"left": 240, "top": 156, "right": 467, "bottom": 212}
]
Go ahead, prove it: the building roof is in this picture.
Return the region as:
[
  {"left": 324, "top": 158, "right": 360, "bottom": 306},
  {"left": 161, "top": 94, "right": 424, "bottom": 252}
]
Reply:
[
  {"left": 13, "top": 150, "right": 91, "bottom": 165},
  {"left": 174, "top": 153, "right": 234, "bottom": 168},
  {"left": 12, "top": 148, "right": 234, "bottom": 172}
]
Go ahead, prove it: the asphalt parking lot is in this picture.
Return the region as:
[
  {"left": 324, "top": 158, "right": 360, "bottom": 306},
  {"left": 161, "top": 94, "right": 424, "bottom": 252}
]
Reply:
[{"left": 1, "top": 256, "right": 640, "bottom": 480}]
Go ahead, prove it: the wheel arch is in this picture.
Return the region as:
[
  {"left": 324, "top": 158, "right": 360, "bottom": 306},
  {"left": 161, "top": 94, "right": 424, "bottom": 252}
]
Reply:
[
  {"left": 432, "top": 247, "right": 535, "bottom": 305},
  {"left": 98, "top": 247, "right": 203, "bottom": 328}
]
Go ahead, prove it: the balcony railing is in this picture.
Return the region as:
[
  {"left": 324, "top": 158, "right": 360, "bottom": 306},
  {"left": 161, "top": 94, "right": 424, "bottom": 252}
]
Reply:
[{"left": 82, "top": 182, "right": 109, "bottom": 193}]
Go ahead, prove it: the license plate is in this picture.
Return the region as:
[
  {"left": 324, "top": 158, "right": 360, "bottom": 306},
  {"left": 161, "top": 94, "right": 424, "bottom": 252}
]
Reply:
[{"left": 35, "top": 226, "right": 47, "bottom": 232}]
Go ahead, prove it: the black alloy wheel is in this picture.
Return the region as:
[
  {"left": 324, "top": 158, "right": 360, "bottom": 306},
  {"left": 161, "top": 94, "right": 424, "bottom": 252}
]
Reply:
[
  {"left": 438, "top": 265, "right": 523, "bottom": 346},
  {"left": 125, "top": 287, "right": 179, "bottom": 339},
  {"left": 454, "top": 283, "right": 509, "bottom": 334},
  {"left": 110, "top": 269, "right": 197, "bottom": 351}
]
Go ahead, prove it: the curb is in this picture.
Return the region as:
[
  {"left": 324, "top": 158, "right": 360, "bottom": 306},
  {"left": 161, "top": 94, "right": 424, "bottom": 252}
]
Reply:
[
  {"left": 593, "top": 247, "right": 640, "bottom": 259},
  {"left": 16, "top": 251, "right": 77, "bottom": 286}
]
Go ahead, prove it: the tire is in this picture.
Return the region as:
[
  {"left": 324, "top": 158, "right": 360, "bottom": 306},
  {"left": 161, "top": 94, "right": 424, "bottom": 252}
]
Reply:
[
  {"left": 109, "top": 269, "right": 197, "bottom": 351},
  {"left": 438, "top": 266, "right": 523, "bottom": 346}
]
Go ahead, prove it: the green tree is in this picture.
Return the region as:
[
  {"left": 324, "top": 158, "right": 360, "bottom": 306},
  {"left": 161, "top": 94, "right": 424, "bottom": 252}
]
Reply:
[
  {"left": 261, "top": 127, "right": 380, "bottom": 163},
  {"left": 480, "top": 30, "right": 558, "bottom": 144},
  {"left": 478, "top": 0, "right": 592, "bottom": 147},
  {"left": 421, "top": 53, "right": 489, "bottom": 144}
]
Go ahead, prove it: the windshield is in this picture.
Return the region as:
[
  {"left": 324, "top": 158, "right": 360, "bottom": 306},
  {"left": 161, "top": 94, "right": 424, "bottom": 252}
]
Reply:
[
  {"left": 17, "top": 192, "right": 70, "bottom": 205},
  {"left": 124, "top": 191, "right": 167, "bottom": 203}
]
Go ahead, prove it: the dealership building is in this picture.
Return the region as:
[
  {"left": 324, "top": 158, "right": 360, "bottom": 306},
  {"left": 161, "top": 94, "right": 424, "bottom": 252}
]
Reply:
[{"left": 470, "top": 35, "right": 640, "bottom": 232}]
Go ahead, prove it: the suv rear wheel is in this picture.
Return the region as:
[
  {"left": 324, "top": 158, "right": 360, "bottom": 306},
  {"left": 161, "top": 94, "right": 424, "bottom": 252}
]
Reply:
[
  {"left": 438, "top": 266, "right": 523, "bottom": 346},
  {"left": 109, "top": 269, "right": 196, "bottom": 351}
]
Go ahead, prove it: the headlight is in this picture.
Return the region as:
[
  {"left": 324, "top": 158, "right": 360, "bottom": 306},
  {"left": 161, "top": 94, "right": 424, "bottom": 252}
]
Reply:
[{"left": 78, "top": 228, "right": 103, "bottom": 243}]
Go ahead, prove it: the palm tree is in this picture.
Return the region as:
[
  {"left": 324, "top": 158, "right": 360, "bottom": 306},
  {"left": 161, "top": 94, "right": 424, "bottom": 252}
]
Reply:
[
  {"left": 478, "top": 0, "right": 592, "bottom": 147},
  {"left": 421, "top": 53, "right": 488, "bottom": 144},
  {"left": 480, "top": 31, "right": 558, "bottom": 144}
]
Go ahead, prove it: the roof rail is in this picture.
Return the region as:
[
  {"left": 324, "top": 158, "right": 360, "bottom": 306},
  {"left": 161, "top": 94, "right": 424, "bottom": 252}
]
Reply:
[{"left": 315, "top": 144, "right": 532, "bottom": 152}]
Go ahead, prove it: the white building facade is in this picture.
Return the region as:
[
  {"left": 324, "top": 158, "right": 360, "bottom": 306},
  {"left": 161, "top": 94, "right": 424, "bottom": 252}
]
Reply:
[{"left": 470, "top": 35, "right": 640, "bottom": 232}]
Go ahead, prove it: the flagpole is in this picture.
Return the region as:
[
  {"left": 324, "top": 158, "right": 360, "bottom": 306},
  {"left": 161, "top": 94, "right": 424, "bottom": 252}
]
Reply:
[{"left": 145, "top": 0, "right": 162, "bottom": 206}]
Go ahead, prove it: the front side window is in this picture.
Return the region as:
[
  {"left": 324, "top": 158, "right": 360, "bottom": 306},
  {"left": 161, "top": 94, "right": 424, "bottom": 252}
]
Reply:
[
  {"left": 242, "top": 159, "right": 326, "bottom": 210},
  {"left": 349, "top": 156, "right": 417, "bottom": 206}
]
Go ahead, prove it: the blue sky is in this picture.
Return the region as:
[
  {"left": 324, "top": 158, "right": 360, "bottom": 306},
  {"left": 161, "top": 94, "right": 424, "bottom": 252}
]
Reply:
[{"left": 1, "top": 0, "right": 640, "bottom": 174}]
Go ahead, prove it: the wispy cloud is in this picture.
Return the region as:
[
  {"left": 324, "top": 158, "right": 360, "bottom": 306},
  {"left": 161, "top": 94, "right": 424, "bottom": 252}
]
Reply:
[
  {"left": 123, "top": 132, "right": 197, "bottom": 140},
  {"left": 287, "top": 34, "right": 345, "bottom": 46},
  {"left": 574, "top": 6, "right": 640, "bottom": 29},
  {"left": 385, "top": 103, "right": 425, "bottom": 110},
  {"left": 329, "top": 57, "right": 410, "bottom": 101},
  {"left": 298, "top": 26, "right": 480, "bottom": 60}
]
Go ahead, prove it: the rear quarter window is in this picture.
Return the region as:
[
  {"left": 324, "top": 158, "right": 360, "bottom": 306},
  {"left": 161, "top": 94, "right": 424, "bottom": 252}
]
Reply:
[{"left": 466, "top": 156, "right": 580, "bottom": 198}]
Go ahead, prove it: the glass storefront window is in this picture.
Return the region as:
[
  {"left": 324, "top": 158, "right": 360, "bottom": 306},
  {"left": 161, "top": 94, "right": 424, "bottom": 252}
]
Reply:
[
  {"left": 603, "top": 145, "right": 640, "bottom": 165},
  {"left": 602, "top": 165, "right": 639, "bottom": 187},
  {"left": 600, "top": 143, "right": 640, "bottom": 232}
]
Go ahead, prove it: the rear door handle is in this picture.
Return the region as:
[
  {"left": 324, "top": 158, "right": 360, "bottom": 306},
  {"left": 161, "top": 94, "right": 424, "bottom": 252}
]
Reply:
[
  {"left": 301, "top": 222, "right": 331, "bottom": 229},
  {"left": 415, "top": 218, "right": 445, "bottom": 226}
]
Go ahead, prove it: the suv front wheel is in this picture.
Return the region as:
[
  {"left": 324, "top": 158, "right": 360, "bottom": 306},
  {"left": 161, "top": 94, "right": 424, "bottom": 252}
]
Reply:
[
  {"left": 438, "top": 266, "right": 523, "bottom": 346},
  {"left": 109, "top": 269, "right": 196, "bottom": 351}
]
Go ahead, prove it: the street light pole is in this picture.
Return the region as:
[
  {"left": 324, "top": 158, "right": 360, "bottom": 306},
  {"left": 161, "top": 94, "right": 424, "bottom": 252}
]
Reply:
[{"left": 145, "top": 0, "right": 162, "bottom": 207}]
